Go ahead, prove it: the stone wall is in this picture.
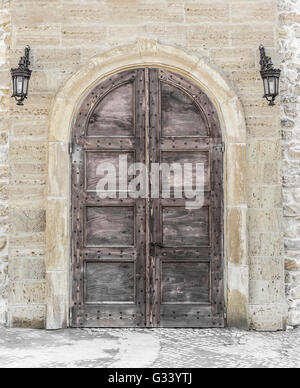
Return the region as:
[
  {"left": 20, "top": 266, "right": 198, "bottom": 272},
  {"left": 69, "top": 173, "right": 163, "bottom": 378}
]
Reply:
[
  {"left": 2, "top": 0, "right": 288, "bottom": 329},
  {"left": 0, "top": 0, "right": 9, "bottom": 326},
  {"left": 279, "top": 0, "right": 300, "bottom": 327}
]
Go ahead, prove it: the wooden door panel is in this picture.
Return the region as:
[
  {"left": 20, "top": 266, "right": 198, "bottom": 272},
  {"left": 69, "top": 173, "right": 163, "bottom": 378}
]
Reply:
[
  {"left": 87, "top": 82, "right": 134, "bottom": 137},
  {"left": 85, "top": 261, "right": 135, "bottom": 303},
  {"left": 85, "top": 206, "right": 135, "bottom": 247},
  {"left": 85, "top": 151, "right": 135, "bottom": 192},
  {"left": 161, "top": 150, "right": 210, "bottom": 194},
  {"left": 162, "top": 206, "right": 210, "bottom": 247},
  {"left": 161, "top": 82, "right": 209, "bottom": 137},
  {"left": 161, "top": 262, "right": 210, "bottom": 304}
]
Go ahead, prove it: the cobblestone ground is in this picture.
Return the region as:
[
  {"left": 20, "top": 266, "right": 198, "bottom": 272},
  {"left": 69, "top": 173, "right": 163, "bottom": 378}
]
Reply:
[{"left": 0, "top": 327, "right": 300, "bottom": 368}]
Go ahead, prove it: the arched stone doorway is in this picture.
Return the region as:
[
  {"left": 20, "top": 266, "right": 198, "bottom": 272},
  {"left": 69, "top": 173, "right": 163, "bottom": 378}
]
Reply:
[
  {"left": 46, "top": 39, "right": 248, "bottom": 330},
  {"left": 71, "top": 68, "right": 224, "bottom": 328}
]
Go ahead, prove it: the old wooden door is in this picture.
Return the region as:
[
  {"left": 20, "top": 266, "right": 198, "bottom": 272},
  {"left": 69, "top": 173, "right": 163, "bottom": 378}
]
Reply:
[{"left": 71, "top": 68, "right": 224, "bottom": 328}]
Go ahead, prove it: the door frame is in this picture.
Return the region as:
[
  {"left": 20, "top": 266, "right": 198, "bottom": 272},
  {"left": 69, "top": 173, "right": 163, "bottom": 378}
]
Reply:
[{"left": 45, "top": 39, "right": 248, "bottom": 330}]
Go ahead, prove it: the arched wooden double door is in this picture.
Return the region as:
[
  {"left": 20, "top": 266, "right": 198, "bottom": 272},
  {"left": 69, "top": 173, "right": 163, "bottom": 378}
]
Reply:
[{"left": 71, "top": 68, "right": 224, "bottom": 328}]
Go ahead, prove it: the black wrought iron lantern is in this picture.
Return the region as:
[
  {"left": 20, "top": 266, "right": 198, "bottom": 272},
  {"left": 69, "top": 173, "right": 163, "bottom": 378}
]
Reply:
[
  {"left": 259, "top": 45, "right": 281, "bottom": 106},
  {"left": 11, "top": 45, "right": 32, "bottom": 106}
]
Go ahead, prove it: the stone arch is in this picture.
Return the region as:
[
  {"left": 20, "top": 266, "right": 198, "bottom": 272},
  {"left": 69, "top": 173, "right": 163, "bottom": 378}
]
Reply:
[{"left": 46, "top": 39, "right": 248, "bottom": 329}]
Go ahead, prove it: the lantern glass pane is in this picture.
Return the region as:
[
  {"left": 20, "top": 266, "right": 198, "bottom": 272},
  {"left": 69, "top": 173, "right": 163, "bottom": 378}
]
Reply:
[
  {"left": 17, "top": 76, "right": 23, "bottom": 95},
  {"left": 13, "top": 76, "right": 17, "bottom": 96},
  {"left": 23, "top": 78, "right": 28, "bottom": 94},
  {"left": 269, "top": 77, "right": 275, "bottom": 95},
  {"left": 275, "top": 77, "right": 279, "bottom": 95},
  {"left": 263, "top": 78, "right": 269, "bottom": 95}
]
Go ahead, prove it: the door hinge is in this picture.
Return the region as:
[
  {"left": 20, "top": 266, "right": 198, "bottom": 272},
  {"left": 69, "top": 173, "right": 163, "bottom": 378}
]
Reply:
[
  {"left": 68, "top": 142, "right": 74, "bottom": 155},
  {"left": 213, "top": 143, "right": 225, "bottom": 153}
]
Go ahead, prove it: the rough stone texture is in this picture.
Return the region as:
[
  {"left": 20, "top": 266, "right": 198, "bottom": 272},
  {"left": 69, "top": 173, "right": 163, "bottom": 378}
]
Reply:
[
  {"left": 0, "top": 0, "right": 293, "bottom": 330},
  {"left": 0, "top": 0, "right": 10, "bottom": 326},
  {"left": 279, "top": 0, "right": 300, "bottom": 327}
]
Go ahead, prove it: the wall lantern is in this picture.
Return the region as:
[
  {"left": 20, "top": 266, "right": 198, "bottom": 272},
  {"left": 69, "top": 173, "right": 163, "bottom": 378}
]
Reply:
[
  {"left": 11, "top": 45, "right": 32, "bottom": 106},
  {"left": 259, "top": 45, "right": 281, "bottom": 106}
]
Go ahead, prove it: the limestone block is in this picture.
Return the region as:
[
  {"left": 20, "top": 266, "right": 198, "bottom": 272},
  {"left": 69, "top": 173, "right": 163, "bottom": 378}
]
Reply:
[
  {"left": 231, "top": 1, "right": 277, "bottom": 23},
  {"left": 9, "top": 281, "right": 46, "bottom": 304},
  {"left": 0, "top": 113, "right": 8, "bottom": 132},
  {"left": 227, "top": 207, "right": 248, "bottom": 266},
  {"left": 248, "top": 209, "right": 283, "bottom": 233},
  {"left": 9, "top": 185, "right": 45, "bottom": 208},
  {"left": 9, "top": 257, "right": 46, "bottom": 281},
  {"left": 46, "top": 271, "right": 68, "bottom": 330},
  {"left": 62, "top": 25, "right": 107, "bottom": 47},
  {"left": 11, "top": 116, "right": 48, "bottom": 140},
  {"left": 211, "top": 48, "right": 255, "bottom": 71},
  {"left": 187, "top": 25, "right": 230, "bottom": 49},
  {"left": 61, "top": 3, "right": 107, "bottom": 24},
  {"left": 48, "top": 142, "right": 69, "bottom": 198},
  {"left": 226, "top": 144, "right": 247, "bottom": 206},
  {"left": 29, "top": 70, "right": 61, "bottom": 93},
  {"left": 46, "top": 199, "right": 69, "bottom": 272},
  {"left": 263, "top": 163, "right": 282, "bottom": 185},
  {"left": 184, "top": 1, "right": 229, "bottom": 23},
  {"left": 10, "top": 209, "right": 46, "bottom": 234},
  {"left": 10, "top": 141, "right": 47, "bottom": 163},
  {"left": 9, "top": 233, "right": 45, "bottom": 257},
  {"left": 0, "top": 69, "right": 10, "bottom": 88},
  {"left": 105, "top": 0, "right": 184, "bottom": 25},
  {"left": 247, "top": 161, "right": 282, "bottom": 187},
  {"left": 107, "top": 26, "right": 147, "bottom": 45},
  {"left": 227, "top": 264, "right": 249, "bottom": 329},
  {"left": 232, "top": 71, "right": 262, "bottom": 96},
  {"left": 249, "top": 303, "right": 287, "bottom": 331},
  {"left": 262, "top": 186, "right": 283, "bottom": 209},
  {"left": 11, "top": 2, "right": 63, "bottom": 25},
  {"left": 8, "top": 304, "right": 45, "bottom": 329},
  {"left": 250, "top": 257, "right": 284, "bottom": 303},
  {"left": 34, "top": 48, "right": 81, "bottom": 71},
  {"left": 14, "top": 24, "right": 61, "bottom": 48},
  {"left": 231, "top": 25, "right": 275, "bottom": 47},
  {"left": 11, "top": 162, "right": 46, "bottom": 180},
  {"left": 246, "top": 116, "right": 280, "bottom": 138},
  {"left": 10, "top": 94, "right": 53, "bottom": 118},
  {"left": 248, "top": 186, "right": 262, "bottom": 209}
]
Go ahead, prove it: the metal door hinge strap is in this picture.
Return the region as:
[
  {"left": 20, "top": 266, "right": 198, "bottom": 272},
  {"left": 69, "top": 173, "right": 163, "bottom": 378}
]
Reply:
[{"left": 213, "top": 144, "right": 225, "bottom": 153}]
